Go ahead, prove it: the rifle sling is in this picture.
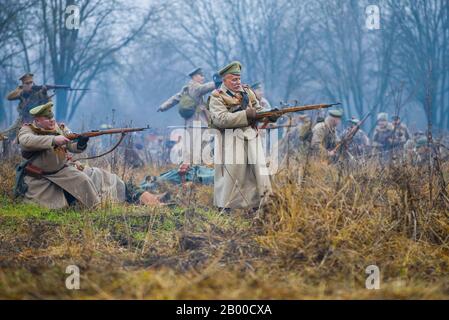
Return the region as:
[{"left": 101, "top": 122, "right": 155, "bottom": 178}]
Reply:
[
  {"left": 226, "top": 90, "right": 249, "bottom": 111},
  {"left": 73, "top": 132, "right": 126, "bottom": 161}
]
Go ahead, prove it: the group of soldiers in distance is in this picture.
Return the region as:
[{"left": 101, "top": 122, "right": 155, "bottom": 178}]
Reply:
[
  {"left": 285, "top": 109, "right": 435, "bottom": 167},
  {"left": 156, "top": 64, "right": 440, "bottom": 169},
  {"left": 1, "top": 62, "right": 446, "bottom": 212}
]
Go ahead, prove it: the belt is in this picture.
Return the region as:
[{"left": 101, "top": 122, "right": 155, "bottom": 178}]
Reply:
[{"left": 25, "top": 164, "right": 67, "bottom": 178}]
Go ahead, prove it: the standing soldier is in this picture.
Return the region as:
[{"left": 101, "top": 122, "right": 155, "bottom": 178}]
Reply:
[
  {"left": 4, "top": 73, "right": 51, "bottom": 134},
  {"left": 311, "top": 109, "right": 343, "bottom": 158},
  {"left": 208, "top": 61, "right": 275, "bottom": 211},
  {"left": 158, "top": 68, "right": 219, "bottom": 165},
  {"left": 251, "top": 81, "right": 272, "bottom": 110},
  {"left": 372, "top": 112, "right": 394, "bottom": 153},
  {"left": 157, "top": 67, "right": 218, "bottom": 125},
  {"left": 391, "top": 115, "right": 411, "bottom": 148}
]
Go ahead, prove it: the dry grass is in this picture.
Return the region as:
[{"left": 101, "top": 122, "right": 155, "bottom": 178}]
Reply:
[{"left": 0, "top": 155, "right": 448, "bottom": 299}]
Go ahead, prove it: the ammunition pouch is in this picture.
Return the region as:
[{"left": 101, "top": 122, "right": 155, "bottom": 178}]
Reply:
[
  {"left": 13, "top": 150, "right": 65, "bottom": 198},
  {"left": 24, "top": 164, "right": 44, "bottom": 178},
  {"left": 13, "top": 155, "right": 41, "bottom": 199},
  {"left": 14, "top": 159, "right": 31, "bottom": 199}
]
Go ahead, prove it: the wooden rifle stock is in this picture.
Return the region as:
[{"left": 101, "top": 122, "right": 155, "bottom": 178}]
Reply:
[{"left": 332, "top": 112, "right": 372, "bottom": 154}]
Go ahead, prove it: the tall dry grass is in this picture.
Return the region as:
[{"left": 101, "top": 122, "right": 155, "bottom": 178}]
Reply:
[
  {"left": 0, "top": 152, "right": 448, "bottom": 298},
  {"left": 258, "top": 160, "right": 449, "bottom": 287}
]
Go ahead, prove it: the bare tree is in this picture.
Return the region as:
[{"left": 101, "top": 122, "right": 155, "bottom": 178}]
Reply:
[
  {"left": 37, "top": 0, "right": 165, "bottom": 121},
  {"left": 388, "top": 0, "right": 449, "bottom": 129},
  {"left": 0, "top": 1, "right": 36, "bottom": 127}
]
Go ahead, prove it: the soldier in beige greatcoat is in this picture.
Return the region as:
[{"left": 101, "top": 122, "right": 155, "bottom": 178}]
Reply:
[
  {"left": 16, "top": 102, "right": 165, "bottom": 209},
  {"left": 208, "top": 61, "right": 277, "bottom": 210}
]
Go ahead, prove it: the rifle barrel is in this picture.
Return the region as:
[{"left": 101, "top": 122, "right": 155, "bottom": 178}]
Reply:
[
  {"left": 66, "top": 126, "right": 150, "bottom": 140},
  {"left": 46, "top": 85, "right": 90, "bottom": 91},
  {"left": 256, "top": 103, "right": 341, "bottom": 120}
]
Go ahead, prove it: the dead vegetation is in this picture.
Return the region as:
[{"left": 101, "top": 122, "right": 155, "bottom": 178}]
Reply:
[{"left": 0, "top": 155, "right": 448, "bottom": 299}]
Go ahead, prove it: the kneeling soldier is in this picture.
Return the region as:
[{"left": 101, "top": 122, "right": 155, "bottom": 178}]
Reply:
[
  {"left": 16, "top": 102, "right": 165, "bottom": 209},
  {"left": 311, "top": 109, "right": 343, "bottom": 158}
]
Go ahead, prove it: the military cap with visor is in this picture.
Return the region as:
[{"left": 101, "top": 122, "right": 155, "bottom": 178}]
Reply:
[
  {"left": 188, "top": 67, "right": 204, "bottom": 77},
  {"left": 328, "top": 109, "right": 344, "bottom": 118},
  {"left": 218, "top": 61, "right": 242, "bottom": 77},
  {"left": 377, "top": 112, "right": 388, "bottom": 122},
  {"left": 347, "top": 117, "right": 360, "bottom": 125},
  {"left": 29, "top": 101, "right": 55, "bottom": 119},
  {"left": 19, "top": 73, "right": 34, "bottom": 83},
  {"left": 415, "top": 136, "right": 428, "bottom": 148}
]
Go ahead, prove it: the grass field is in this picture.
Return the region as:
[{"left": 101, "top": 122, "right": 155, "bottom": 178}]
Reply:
[{"left": 1, "top": 158, "right": 449, "bottom": 299}]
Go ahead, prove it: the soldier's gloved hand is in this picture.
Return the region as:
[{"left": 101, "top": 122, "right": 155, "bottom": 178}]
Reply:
[
  {"left": 77, "top": 135, "right": 90, "bottom": 150},
  {"left": 267, "top": 108, "right": 280, "bottom": 122},
  {"left": 213, "top": 73, "right": 222, "bottom": 89},
  {"left": 53, "top": 135, "right": 70, "bottom": 146},
  {"left": 246, "top": 108, "right": 257, "bottom": 124}
]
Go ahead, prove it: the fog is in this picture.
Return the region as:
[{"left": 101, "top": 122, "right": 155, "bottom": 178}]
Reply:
[{"left": 1, "top": 0, "right": 448, "bottom": 133}]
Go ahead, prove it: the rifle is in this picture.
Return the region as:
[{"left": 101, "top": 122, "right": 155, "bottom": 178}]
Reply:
[
  {"left": 332, "top": 112, "right": 372, "bottom": 156},
  {"left": 64, "top": 126, "right": 151, "bottom": 161},
  {"left": 27, "top": 85, "right": 90, "bottom": 91},
  {"left": 256, "top": 103, "right": 341, "bottom": 127},
  {"left": 64, "top": 126, "right": 150, "bottom": 141}
]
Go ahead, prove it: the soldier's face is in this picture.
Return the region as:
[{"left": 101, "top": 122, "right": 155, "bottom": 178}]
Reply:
[
  {"left": 327, "top": 116, "right": 340, "bottom": 128},
  {"left": 35, "top": 116, "right": 56, "bottom": 130},
  {"left": 223, "top": 74, "right": 241, "bottom": 92},
  {"left": 333, "top": 117, "right": 341, "bottom": 127},
  {"left": 378, "top": 120, "right": 387, "bottom": 128},
  {"left": 23, "top": 80, "right": 33, "bottom": 91},
  {"left": 192, "top": 74, "right": 205, "bottom": 84}
]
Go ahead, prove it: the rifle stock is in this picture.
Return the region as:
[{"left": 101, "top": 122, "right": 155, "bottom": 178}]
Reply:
[{"left": 332, "top": 112, "right": 372, "bottom": 154}]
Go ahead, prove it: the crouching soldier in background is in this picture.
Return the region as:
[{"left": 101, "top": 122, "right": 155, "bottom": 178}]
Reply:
[
  {"left": 372, "top": 112, "right": 395, "bottom": 161},
  {"left": 405, "top": 136, "right": 431, "bottom": 166},
  {"left": 404, "top": 130, "right": 426, "bottom": 160},
  {"left": 15, "top": 102, "right": 167, "bottom": 209},
  {"left": 311, "top": 109, "right": 343, "bottom": 159}
]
